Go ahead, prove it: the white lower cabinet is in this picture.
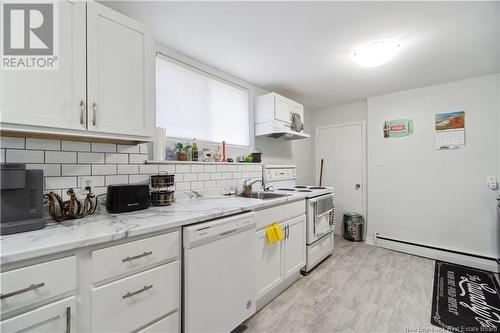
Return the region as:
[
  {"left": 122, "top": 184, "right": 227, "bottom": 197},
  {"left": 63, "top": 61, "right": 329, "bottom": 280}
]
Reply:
[
  {"left": 0, "top": 296, "right": 75, "bottom": 333},
  {"left": 138, "top": 311, "right": 179, "bottom": 333},
  {"left": 255, "top": 215, "right": 306, "bottom": 302}
]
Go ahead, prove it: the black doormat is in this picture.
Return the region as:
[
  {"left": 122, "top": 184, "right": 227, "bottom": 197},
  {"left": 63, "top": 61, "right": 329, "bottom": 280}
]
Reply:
[{"left": 431, "top": 261, "right": 500, "bottom": 332}]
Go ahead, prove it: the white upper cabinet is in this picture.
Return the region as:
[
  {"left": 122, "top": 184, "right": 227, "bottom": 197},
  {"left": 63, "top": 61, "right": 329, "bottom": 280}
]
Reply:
[
  {"left": 0, "top": 1, "right": 154, "bottom": 141},
  {"left": 1, "top": 1, "right": 86, "bottom": 131},
  {"left": 86, "top": 2, "right": 154, "bottom": 138}
]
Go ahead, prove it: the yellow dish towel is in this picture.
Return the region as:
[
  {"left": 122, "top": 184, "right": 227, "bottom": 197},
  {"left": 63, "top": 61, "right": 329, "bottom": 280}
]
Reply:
[{"left": 266, "top": 224, "right": 284, "bottom": 244}]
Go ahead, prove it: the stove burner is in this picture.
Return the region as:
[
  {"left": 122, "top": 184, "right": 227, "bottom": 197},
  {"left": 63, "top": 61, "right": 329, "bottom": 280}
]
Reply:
[
  {"left": 294, "top": 185, "right": 308, "bottom": 189},
  {"left": 298, "top": 189, "right": 312, "bottom": 192},
  {"left": 277, "top": 188, "right": 296, "bottom": 191},
  {"left": 309, "top": 186, "right": 327, "bottom": 190}
]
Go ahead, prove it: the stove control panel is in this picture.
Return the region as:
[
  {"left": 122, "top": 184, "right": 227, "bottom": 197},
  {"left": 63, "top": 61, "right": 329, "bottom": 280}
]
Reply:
[{"left": 263, "top": 166, "right": 297, "bottom": 182}]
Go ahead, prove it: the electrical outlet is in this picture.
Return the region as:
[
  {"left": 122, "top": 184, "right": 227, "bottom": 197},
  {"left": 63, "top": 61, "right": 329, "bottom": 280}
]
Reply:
[{"left": 80, "top": 177, "right": 94, "bottom": 192}]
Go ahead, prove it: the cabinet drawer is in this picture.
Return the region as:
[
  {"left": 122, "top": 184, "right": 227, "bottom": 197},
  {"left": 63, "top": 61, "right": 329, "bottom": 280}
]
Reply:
[
  {"left": 91, "top": 261, "right": 180, "bottom": 333},
  {"left": 255, "top": 200, "right": 305, "bottom": 229},
  {"left": 138, "top": 311, "right": 179, "bottom": 333},
  {"left": 1, "top": 256, "right": 76, "bottom": 314},
  {"left": 91, "top": 231, "right": 179, "bottom": 283}
]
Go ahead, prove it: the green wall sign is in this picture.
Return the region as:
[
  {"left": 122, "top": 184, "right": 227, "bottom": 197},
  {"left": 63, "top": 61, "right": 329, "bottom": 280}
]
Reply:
[{"left": 383, "top": 119, "right": 413, "bottom": 138}]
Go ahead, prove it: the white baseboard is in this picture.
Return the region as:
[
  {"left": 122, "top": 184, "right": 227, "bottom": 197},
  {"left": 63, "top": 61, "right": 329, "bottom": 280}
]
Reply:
[
  {"left": 376, "top": 237, "right": 500, "bottom": 273},
  {"left": 364, "top": 235, "right": 375, "bottom": 245}
]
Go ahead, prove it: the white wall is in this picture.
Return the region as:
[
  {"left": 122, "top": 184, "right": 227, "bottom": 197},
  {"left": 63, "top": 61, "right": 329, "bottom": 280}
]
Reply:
[
  {"left": 367, "top": 74, "right": 500, "bottom": 259},
  {"left": 157, "top": 43, "right": 313, "bottom": 184}
]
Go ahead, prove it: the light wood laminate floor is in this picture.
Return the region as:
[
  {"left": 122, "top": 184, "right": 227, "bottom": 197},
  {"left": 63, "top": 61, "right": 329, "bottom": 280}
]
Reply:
[{"left": 243, "top": 235, "right": 443, "bottom": 333}]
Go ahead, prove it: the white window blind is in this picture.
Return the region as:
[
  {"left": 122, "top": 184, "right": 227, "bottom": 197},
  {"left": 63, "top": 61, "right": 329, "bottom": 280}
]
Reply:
[{"left": 156, "top": 55, "right": 250, "bottom": 146}]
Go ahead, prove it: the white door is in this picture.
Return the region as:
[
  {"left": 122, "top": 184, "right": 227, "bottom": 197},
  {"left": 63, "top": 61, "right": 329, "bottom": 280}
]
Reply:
[
  {"left": 255, "top": 228, "right": 283, "bottom": 300},
  {"left": 0, "top": 297, "right": 75, "bottom": 333},
  {"left": 283, "top": 216, "right": 306, "bottom": 279},
  {"left": 316, "top": 123, "right": 364, "bottom": 234},
  {"left": 86, "top": 2, "right": 154, "bottom": 137},
  {"left": 0, "top": 1, "right": 86, "bottom": 131}
]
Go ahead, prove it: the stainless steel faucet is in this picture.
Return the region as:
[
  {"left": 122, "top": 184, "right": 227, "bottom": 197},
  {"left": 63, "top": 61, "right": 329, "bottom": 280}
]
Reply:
[{"left": 242, "top": 179, "right": 262, "bottom": 197}]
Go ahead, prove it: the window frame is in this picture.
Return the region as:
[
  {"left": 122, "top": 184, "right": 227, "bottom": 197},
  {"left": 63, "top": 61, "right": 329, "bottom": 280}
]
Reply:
[{"left": 155, "top": 52, "right": 251, "bottom": 148}]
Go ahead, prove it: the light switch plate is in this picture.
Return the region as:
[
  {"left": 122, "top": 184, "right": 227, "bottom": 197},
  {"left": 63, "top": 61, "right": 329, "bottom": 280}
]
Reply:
[
  {"left": 487, "top": 176, "right": 497, "bottom": 190},
  {"left": 376, "top": 158, "right": 386, "bottom": 166}
]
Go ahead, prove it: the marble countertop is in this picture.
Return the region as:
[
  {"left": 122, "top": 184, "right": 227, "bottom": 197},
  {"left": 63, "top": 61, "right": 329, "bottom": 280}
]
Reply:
[{"left": 0, "top": 193, "right": 306, "bottom": 265}]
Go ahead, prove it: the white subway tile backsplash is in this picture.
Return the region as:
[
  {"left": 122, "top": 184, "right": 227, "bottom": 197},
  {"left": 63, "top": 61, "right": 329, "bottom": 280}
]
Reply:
[
  {"left": 6, "top": 149, "right": 44, "bottom": 163},
  {"left": 62, "top": 164, "right": 91, "bottom": 176},
  {"left": 78, "top": 152, "right": 105, "bottom": 164},
  {"left": 221, "top": 173, "right": 232, "bottom": 179},
  {"left": 204, "top": 165, "right": 216, "bottom": 173},
  {"left": 175, "top": 182, "right": 190, "bottom": 191},
  {"left": 190, "top": 164, "right": 204, "bottom": 173},
  {"left": 129, "top": 174, "right": 149, "bottom": 184},
  {"left": 232, "top": 172, "right": 242, "bottom": 178},
  {"left": 227, "top": 179, "right": 237, "bottom": 186},
  {"left": 197, "top": 173, "right": 210, "bottom": 181},
  {"left": 117, "top": 144, "right": 140, "bottom": 154},
  {"left": 45, "top": 177, "right": 77, "bottom": 190},
  {"left": 251, "top": 172, "right": 262, "bottom": 178},
  {"left": 26, "top": 164, "right": 61, "bottom": 177},
  {"left": 210, "top": 173, "right": 222, "bottom": 180},
  {"left": 183, "top": 173, "right": 197, "bottom": 181},
  {"left": 202, "top": 180, "right": 215, "bottom": 188},
  {"left": 227, "top": 165, "right": 238, "bottom": 172},
  {"left": 91, "top": 143, "right": 116, "bottom": 153},
  {"left": 26, "top": 138, "right": 60, "bottom": 150},
  {"left": 216, "top": 165, "right": 228, "bottom": 172},
  {"left": 139, "top": 164, "right": 159, "bottom": 174},
  {"left": 62, "top": 141, "right": 91, "bottom": 152},
  {"left": 117, "top": 164, "right": 139, "bottom": 175},
  {"left": 1, "top": 137, "right": 25, "bottom": 149},
  {"left": 174, "top": 174, "right": 184, "bottom": 182},
  {"left": 176, "top": 164, "right": 191, "bottom": 173},
  {"left": 241, "top": 172, "right": 251, "bottom": 178},
  {"left": 237, "top": 165, "right": 246, "bottom": 172},
  {"left": 191, "top": 181, "right": 204, "bottom": 190},
  {"left": 45, "top": 151, "right": 77, "bottom": 164},
  {"left": 158, "top": 164, "right": 175, "bottom": 173},
  {"left": 106, "top": 175, "right": 129, "bottom": 186},
  {"left": 92, "top": 164, "right": 116, "bottom": 175},
  {"left": 105, "top": 153, "right": 128, "bottom": 164},
  {"left": 217, "top": 179, "right": 228, "bottom": 187},
  {"left": 129, "top": 154, "right": 148, "bottom": 164}
]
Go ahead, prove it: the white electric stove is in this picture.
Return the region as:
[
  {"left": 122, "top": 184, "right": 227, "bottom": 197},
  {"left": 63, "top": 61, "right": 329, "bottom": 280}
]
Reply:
[{"left": 263, "top": 165, "right": 335, "bottom": 273}]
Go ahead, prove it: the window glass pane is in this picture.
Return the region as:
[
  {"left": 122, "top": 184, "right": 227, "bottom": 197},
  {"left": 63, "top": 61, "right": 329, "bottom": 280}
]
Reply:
[{"left": 156, "top": 56, "right": 250, "bottom": 146}]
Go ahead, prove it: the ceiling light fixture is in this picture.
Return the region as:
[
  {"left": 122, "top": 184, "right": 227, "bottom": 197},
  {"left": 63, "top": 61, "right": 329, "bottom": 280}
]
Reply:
[{"left": 352, "top": 40, "right": 401, "bottom": 68}]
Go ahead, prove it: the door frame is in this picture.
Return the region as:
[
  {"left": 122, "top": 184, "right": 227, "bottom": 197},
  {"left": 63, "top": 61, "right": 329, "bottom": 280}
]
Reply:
[{"left": 314, "top": 121, "right": 367, "bottom": 239}]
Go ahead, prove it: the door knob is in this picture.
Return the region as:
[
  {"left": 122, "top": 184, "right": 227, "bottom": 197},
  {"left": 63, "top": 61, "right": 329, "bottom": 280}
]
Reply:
[{"left": 355, "top": 184, "right": 361, "bottom": 190}]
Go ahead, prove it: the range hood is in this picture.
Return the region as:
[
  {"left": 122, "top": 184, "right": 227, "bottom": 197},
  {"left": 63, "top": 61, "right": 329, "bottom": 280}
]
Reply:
[
  {"left": 254, "top": 92, "right": 311, "bottom": 141},
  {"left": 255, "top": 121, "right": 310, "bottom": 140}
]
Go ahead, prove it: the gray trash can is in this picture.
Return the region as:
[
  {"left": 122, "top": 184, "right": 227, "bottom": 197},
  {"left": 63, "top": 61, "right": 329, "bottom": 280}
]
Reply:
[{"left": 343, "top": 213, "right": 364, "bottom": 242}]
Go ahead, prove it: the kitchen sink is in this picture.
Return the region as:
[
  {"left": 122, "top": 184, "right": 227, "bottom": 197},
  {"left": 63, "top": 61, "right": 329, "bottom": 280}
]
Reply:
[{"left": 239, "top": 192, "right": 290, "bottom": 200}]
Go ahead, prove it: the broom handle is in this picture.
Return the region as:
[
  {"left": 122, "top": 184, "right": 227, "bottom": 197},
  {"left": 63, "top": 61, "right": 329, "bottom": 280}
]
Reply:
[{"left": 319, "top": 159, "right": 324, "bottom": 186}]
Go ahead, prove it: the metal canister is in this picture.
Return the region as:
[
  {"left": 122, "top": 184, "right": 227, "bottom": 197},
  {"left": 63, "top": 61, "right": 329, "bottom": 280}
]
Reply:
[{"left": 343, "top": 212, "right": 364, "bottom": 242}]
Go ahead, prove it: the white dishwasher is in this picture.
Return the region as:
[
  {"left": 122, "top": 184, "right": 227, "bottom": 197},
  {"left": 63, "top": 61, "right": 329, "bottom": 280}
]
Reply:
[{"left": 183, "top": 212, "right": 256, "bottom": 333}]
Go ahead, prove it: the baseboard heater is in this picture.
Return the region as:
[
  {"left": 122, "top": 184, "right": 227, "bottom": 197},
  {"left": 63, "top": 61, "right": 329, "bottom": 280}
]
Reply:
[{"left": 376, "top": 234, "right": 499, "bottom": 264}]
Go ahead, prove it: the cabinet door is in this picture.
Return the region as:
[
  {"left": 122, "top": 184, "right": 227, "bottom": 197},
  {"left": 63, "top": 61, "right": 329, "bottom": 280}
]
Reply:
[
  {"left": 255, "top": 228, "right": 283, "bottom": 300},
  {"left": 0, "top": 1, "right": 86, "bottom": 131},
  {"left": 86, "top": 2, "right": 154, "bottom": 137},
  {"left": 283, "top": 215, "right": 306, "bottom": 279},
  {"left": 0, "top": 297, "right": 75, "bottom": 333},
  {"left": 274, "top": 94, "right": 292, "bottom": 123}
]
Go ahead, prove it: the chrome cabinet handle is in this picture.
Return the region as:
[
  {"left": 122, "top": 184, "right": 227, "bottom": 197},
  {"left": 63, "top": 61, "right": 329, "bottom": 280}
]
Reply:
[
  {"left": 122, "top": 284, "right": 153, "bottom": 299},
  {"left": 66, "top": 306, "right": 71, "bottom": 333},
  {"left": 122, "top": 251, "right": 153, "bottom": 263},
  {"left": 0, "top": 282, "right": 45, "bottom": 300},
  {"left": 79, "top": 100, "right": 85, "bottom": 125},
  {"left": 92, "top": 102, "right": 97, "bottom": 126},
  {"left": 285, "top": 225, "right": 289, "bottom": 240}
]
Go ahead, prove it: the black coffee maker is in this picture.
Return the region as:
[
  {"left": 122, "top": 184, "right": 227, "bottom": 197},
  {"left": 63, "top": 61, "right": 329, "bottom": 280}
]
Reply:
[{"left": 1, "top": 163, "right": 46, "bottom": 235}]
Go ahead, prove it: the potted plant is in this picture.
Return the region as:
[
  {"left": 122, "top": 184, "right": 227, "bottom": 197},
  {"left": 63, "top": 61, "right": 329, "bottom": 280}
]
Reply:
[{"left": 175, "top": 143, "right": 192, "bottom": 161}]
